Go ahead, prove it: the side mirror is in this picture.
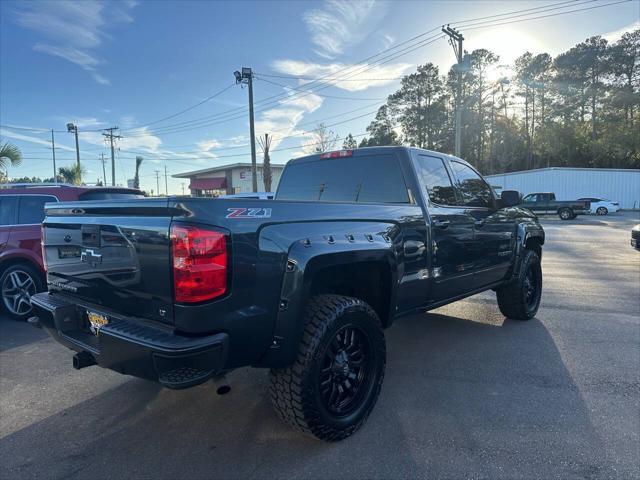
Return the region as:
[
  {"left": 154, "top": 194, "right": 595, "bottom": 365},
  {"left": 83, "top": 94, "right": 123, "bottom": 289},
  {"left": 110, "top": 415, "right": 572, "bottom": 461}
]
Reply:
[{"left": 501, "top": 190, "right": 520, "bottom": 207}]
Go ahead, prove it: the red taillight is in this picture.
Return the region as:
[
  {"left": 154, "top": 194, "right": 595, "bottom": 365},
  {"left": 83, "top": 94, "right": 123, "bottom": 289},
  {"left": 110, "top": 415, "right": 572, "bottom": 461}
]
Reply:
[
  {"left": 319, "top": 150, "right": 353, "bottom": 159},
  {"left": 171, "top": 224, "right": 228, "bottom": 303}
]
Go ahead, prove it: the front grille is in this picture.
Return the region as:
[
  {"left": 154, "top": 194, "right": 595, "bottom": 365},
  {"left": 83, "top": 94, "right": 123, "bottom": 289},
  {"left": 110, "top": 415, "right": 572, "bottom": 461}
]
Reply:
[{"left": 632, "top": 230, "right": 640, "bottom": 240}]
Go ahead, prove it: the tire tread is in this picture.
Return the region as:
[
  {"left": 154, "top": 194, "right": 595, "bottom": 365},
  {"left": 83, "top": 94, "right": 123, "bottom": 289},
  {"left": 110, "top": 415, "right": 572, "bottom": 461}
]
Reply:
[{"left": 269, "top": 294, "right": 385, "bottom": 442}]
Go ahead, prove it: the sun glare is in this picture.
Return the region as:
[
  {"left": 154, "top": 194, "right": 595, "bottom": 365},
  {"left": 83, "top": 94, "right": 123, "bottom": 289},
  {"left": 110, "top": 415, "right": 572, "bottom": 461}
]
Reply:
[{"left": 466, "top": 26, "right": 546, "bottom": 68}]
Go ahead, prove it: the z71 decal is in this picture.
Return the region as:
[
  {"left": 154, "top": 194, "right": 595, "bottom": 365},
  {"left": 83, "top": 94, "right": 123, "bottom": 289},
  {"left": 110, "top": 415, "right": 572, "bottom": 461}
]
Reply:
[{"left": 226, "top": 207, "right": 272, "bottom": 219}]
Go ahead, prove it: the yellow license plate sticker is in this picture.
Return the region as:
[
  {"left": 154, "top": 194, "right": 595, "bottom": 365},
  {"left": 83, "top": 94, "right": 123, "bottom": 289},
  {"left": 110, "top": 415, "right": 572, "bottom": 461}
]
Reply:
[{"left": 87, "top": 311, "right": 109, "bottom": 335}]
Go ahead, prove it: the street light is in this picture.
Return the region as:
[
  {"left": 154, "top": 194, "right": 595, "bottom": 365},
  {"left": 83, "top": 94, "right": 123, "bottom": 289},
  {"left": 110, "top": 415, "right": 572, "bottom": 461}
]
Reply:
[{"left": 66, "top": 122, "right": 81, "bottom": 183}]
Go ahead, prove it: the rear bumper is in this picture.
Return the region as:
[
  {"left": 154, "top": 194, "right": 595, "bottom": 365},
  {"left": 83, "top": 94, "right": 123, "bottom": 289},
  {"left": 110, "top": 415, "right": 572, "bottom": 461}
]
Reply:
[{"left": 30, "top": 292, "right": 228, "bottom": 389}]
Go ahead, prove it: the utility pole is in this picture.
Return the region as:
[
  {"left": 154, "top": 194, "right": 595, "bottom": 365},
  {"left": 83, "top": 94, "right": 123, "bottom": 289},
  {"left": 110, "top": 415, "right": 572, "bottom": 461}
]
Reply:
[
  {"left": 102, "top": 127, "right": 121, "bottom": 186},
  {"left": 164, "top": 165, "right": 168, "bottom": 195},
  {"left": 442, "top": 25, "right": 465, "bottom": 157},
  {"left": 100, "top": 153, "right": 107, "bottom": 185},
  {"left": 154, "top": 170, "right": 161, "bottom": 196},
  {"left": 50, "top": 130, "right": 57, "bottom": 183},
  {"left": 66, "top": 123, "right": 81, "bottom": 183},
  {"left": 234, "top": 67, "right": 258, "bottom": 192},
  {"left": 181, "top": 183, "right": 185, "bottom": 195}
]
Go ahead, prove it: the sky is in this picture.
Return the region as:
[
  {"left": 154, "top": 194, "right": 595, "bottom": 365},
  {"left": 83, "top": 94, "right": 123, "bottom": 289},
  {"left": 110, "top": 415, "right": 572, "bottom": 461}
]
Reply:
[{"left": 1, "top": 0, "right": 638, "bottom": 194}]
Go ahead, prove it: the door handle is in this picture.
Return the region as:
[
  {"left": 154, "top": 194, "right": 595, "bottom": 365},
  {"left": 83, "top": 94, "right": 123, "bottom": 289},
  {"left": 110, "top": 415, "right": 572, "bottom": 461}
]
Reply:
[
  {"left": 404, "top": 240, "right": 425, "bottom": 256},
  {"left": 474, "top": 220, "right": 485, "bottom": 228},
  {"left": 433, "top": 220, "right": 450, "bottom": 229}
]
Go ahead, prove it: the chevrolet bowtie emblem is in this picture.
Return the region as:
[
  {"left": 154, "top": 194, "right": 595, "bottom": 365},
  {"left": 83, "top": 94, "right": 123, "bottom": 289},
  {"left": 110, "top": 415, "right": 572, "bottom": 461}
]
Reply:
[{"left": 80, "top": 249, "right": 102, "bottom": 266}]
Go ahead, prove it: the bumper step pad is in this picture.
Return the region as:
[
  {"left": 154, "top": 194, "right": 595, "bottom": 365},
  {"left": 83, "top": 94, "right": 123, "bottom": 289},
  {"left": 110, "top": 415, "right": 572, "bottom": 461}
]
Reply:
[{"left": 158, "top": 366, "right": 214, "bottom": 389}]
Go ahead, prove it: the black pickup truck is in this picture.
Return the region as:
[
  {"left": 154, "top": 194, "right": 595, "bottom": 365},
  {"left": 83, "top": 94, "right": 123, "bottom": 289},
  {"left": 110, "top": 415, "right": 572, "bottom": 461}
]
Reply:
[
  {"left": 520, "top": 192, "right": 590, "bottom": 220},
  {"left": 31, "top": 147, "right": 545, "bottom": 441}
]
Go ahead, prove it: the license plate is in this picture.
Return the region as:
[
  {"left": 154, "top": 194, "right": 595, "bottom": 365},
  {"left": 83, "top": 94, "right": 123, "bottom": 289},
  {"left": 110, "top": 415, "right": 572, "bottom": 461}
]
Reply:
[
  {"left": 58, "top": 246, "right": 80, "bottom": 259},
  {"left": 86, "top": 310, "right": 109, "bottom": 336}
]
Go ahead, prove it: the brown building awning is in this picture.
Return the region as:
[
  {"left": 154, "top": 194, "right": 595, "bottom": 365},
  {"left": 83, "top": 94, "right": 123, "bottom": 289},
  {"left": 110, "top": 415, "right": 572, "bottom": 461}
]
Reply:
[{"left": 189, "top": 177, "right": 226, "bottom": 190}]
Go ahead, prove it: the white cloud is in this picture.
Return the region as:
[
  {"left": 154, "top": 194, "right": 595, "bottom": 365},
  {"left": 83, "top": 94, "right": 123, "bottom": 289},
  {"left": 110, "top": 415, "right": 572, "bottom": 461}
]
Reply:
[
  {"left": 255, "top": 90, "right": 324, "bottom": 150},
  {"left": 52, "top": 116, "right": 105, "bottom": 129},
  {"left": 272, "top": 59, "right": 412, "bottom": 92},
  {"left": 603, "top": 21, "right": 640, "bottom": 43},
  {"left": 0, "top": 128, "right": 75, "bottom": 152},
  {"left": 14, "top": 0, "right": 137, "bottom": 85},
  {"left": 197, "top": 139, "right": 222, "bottom": 151},
  {"left": 380, "top": 33, "right": 395, "bottom": 50},
  {"left": 303, "top": 0, "right": 386, "bottom": 58}
]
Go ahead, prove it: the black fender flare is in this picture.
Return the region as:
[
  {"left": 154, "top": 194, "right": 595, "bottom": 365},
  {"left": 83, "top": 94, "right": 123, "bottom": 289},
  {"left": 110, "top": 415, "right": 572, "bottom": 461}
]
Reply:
[
  {"left": 511, "top": 222, "right": 545, "bottom": 279},
  {"left": 257, "top": 232, "right": 397, "bottom": 368}
]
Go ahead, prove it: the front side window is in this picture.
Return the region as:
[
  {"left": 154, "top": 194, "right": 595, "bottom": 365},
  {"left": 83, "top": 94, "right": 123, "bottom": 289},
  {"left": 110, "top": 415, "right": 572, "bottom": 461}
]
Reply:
[
  {"left": 413, "top": 155, "right": 458, "bottom": 206},
  {"left": 450, "top": 161, "right": 494, "bottom": 208},
  {"left": 17, "top": 195, "right": 57, "bottom": 224},
  {"left": 523, "top": 194, "right": 538, "bottom": 203},
  {"left": 276, "top": 154, "right": 409, "bottom": 203}
]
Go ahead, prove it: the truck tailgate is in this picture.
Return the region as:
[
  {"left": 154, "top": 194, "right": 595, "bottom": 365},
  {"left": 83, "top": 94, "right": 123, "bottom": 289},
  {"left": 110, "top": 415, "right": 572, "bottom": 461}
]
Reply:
[{"left": 43, "top": 199, "right": 177, "bottom": 324}]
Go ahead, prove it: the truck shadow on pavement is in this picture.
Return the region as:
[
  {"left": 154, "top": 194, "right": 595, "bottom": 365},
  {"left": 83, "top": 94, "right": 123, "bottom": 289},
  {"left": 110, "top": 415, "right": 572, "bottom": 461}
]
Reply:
[
  {"left": 0, "top": 310, "right": 616, "bottom": 480},
  {"left": 0, "top": 316, "right": 49, "bottom": 352}
]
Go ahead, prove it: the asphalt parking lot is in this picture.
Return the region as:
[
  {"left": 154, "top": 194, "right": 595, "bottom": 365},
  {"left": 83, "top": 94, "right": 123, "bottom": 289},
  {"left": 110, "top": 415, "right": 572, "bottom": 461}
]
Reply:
[{"left": 1, "top": 212, "right": 639, "bottom": 480}]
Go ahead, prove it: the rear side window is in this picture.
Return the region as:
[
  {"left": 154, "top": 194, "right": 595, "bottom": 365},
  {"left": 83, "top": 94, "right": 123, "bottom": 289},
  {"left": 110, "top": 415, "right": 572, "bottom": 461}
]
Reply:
[
  {"left": 276, "top": 154, "right": 409, "bottom": 203},
  {"left": 79, "top": 191, "right": 144, "bottom": 201},
  {"left": 450, "top": 161, "right": 494, "bottom": 208},
  {"left": 17, "top": 195, "right": 57, "bottom": 224},
  {"left": 413, "top": 155, "right": 458, "bottom": 206},
  {"left": 0, "top": 196, "right": 17, "bottom": 225}
]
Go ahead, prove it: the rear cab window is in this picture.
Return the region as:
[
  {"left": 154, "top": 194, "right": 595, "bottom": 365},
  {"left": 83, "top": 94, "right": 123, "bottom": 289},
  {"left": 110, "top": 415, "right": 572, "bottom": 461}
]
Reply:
[
  {"left": 276, "top": 153, "right": 409, "bottom": 203},
  {"left": 79, "top": 191, "right": 144, "bottom": 201}
]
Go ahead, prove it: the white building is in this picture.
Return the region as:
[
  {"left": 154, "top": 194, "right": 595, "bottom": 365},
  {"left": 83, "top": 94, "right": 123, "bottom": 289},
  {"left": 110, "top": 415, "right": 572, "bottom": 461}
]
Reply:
[
  {"left": 173, "top": 162, "right": 285, "bottom": 197},
  {"left": 485, "top": 167, "right": 640, "bottom": 209}
]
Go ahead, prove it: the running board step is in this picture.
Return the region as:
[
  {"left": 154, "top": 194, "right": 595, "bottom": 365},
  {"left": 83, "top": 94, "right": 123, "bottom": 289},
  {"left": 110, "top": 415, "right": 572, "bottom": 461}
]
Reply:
[{"left": 158, "top": 366, "right": 214, "bottom": 389}]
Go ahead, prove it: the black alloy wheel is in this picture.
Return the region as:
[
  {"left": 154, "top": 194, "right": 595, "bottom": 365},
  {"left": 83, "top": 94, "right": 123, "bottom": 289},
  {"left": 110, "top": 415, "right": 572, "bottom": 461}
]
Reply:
[{"left": 319, "top": 325, "right": 373, "bottom": 416}]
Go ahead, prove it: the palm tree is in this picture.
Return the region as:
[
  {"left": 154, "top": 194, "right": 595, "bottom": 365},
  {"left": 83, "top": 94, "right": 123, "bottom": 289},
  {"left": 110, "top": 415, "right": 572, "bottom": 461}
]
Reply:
[
  {"left": 58, "top": 164, "right": 86, "bottom": 185},
  {"left": 0, "top": 141, "right": 22, "bottom": 171}
]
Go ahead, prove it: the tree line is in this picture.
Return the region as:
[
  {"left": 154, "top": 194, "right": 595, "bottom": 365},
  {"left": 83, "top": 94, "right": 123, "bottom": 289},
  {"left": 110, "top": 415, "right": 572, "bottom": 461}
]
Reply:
[{"left": 349, "top": 30, "right": 638, "bottom": 174}]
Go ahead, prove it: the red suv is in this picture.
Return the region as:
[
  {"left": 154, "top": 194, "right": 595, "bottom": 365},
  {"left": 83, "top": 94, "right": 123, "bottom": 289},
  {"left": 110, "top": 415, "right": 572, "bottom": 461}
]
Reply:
[{"left": 0, "top": 183, "right": 143, "bottom": 319}]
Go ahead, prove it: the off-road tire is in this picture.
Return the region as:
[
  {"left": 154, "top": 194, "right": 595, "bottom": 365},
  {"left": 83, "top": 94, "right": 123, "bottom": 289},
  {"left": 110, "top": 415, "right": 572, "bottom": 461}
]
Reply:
[
  {"left": 496, "top": 249, "right": 542, "bottom": 320},
  {"left": 559, "top": 208, "right": 573, "bottom": 220},
  {"left": 269, "top": 294, "right": 386, "bottom": 442}
]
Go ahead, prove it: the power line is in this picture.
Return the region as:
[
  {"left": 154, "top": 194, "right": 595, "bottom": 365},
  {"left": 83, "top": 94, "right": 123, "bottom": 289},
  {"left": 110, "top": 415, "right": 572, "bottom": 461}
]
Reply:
[
  {"left": 123, "top": 33, "right": 444, "bottom": 137},
  {"left": 462, "top": 0, "right": 631, "bottom": 31},
  {"left": 4, "top": 0, "right": 630, "bottom": 169},
  {"left": 254, "top": 73, "right": 406, "bottom": 82},
  {"left": 121, "top": 30, "right": 446, "bottom": 137},
  {"left": 118, "top": 101, "right": 383, "bottom": 157},
  {"left": 133, "top": 82, "right": 236, "bottom": 129},
  {"left": 448, "top": 0, "right": 585, "bottom": 26},
  {"left": 256, "top": 77, "right": 389, "bottom": 101}
]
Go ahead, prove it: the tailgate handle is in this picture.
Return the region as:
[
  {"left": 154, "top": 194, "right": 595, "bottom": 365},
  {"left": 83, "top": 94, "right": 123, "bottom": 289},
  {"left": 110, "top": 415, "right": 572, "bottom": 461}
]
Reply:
[{"left": 81, "top": 225, "right": 100, "bottom": 247}]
